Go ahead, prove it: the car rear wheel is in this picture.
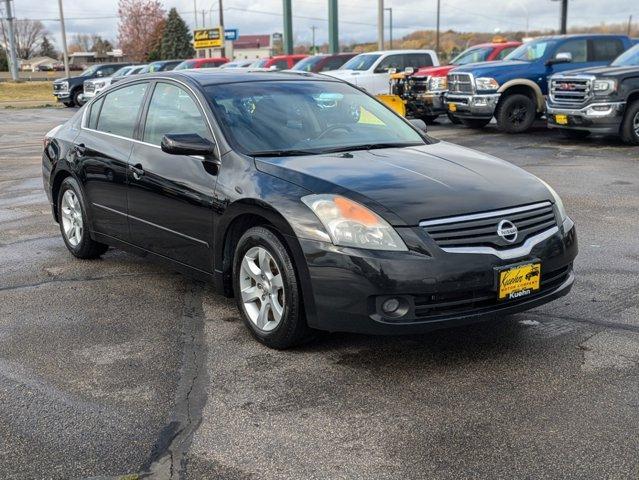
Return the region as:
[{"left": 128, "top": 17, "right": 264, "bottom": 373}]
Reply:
[
  {"left": 58, "top": 177, "right": 109, "bottom": 259},
  {"left": 233, "top": 226, "right": 312, "bottom": 349},
  {"left": 460, "top": 118, "right": 491, "bottom": 129},
  {"left": 620, "top": 100, "right": 639, "bottom": 145},
  {"left": 496, "top": 93, "right": 536, "bottom": 133}
]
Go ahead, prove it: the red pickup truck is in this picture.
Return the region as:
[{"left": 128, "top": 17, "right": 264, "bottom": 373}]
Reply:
[{"left": 399, "top": 40, "right": 521, "bottom": 122}]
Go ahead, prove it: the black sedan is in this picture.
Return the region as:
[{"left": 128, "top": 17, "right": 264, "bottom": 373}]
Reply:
[{"left": 42, "top": 70, "right": 578, "bottom": 349}]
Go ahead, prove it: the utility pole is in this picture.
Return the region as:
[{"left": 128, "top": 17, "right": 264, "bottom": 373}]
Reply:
[
  {"left": 436, "top": 0, "right": 441, "bottom": 58},
  {"left": 57, "top": 0, "right": 70, "bottom": 79},
  {"left": 218, "top": 0, "right": 225, "bottom": 58},
  {"left": 3, "top": 0, "right": 19, "bottom": 81},
  {"left": 193, "top": 0, "right": 198, "bottom": 28},
  {"left": 310, "top": 25, "right": 316, "bottom": 54},
  {"left": 282, "top": 0, "right": 293, "bottom": 54},
  {"left": 560, "top": 0, "right": 568, "bottom": 34},
  {"left": 377, "top": 0, "right": 384, "bottom": 50},
  {"left": 201, "top": 10, "right": 206, "bottom": 28},
  {"left": 628, "top": 15, "right": 633, "bottom": 36},
  {"left": 385, "top": 7, "right": 393, "bottom": 50},
  {"left": 328, "top": 0, "right": 338, "bottom": 54}
]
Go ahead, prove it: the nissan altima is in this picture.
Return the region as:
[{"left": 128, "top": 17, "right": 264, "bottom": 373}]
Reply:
[{"left": 42, "top": 70, "right": 578, "bottom": 349}]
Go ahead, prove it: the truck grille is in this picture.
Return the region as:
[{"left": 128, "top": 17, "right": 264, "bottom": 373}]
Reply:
[
  {"left": 84, "top": 83, "right": 95, "bottom": 93},
  {"left": 420, "top": 202, "right": 557, "bottom": 249},
  {"left": 549, "top": 76, "right": 591, "bottom": 106},
  {"left": 53, "top": 83, "right": 64, "bottom": 92},
  {"left": 447, "top": 73, "right": 474, "bottom": 94}
]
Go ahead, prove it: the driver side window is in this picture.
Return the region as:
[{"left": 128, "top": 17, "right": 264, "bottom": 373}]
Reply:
[
  {"left": 375, "top": 55, "right": 404, "bottom": 73},
  {"left": 557, "top": 39, "right": 587, "bottom": 62}
]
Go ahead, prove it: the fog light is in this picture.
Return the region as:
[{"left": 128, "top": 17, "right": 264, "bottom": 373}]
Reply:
[
  {"left": 382, "top": 298, "right": 401, "bottom": 314},
  {"left": 473, "top": 97, "right": 489, "bottom": 106}
]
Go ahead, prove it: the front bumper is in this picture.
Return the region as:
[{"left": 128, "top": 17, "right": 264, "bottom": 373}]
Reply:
[
  {"left": 546, "top": 101, "right": 625, "bottom": 134},
  {"left": 406, "top": 91, "right": 447, "bottom": 117},
  {"left": 299, "top": 219, "right": 577, "bottom": 335},
  {"left": 53, "top": 91, "right": 71, "bottom": 100},
  {"left": 445, "top": 93, "right": 500, "bottom": 119}
]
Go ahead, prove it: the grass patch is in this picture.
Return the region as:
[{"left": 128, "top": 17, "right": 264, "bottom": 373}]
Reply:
[{"left": 0, "top": 81, "right": 56, "bottom": 102}]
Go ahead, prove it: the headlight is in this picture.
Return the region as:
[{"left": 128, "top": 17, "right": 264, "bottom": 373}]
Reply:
[
  {"left": 593, "top": 79, "right": 616, "bottom": 95},
  {"left": 59, "top": 81, "right": 69, "bottom": 90},
  {"left": 429, "top": 76, "right": 447, "bottom": 91},
  {"left": 474, "top": 77, "right": 500, "bottom": 91},
  {"left": 301, "top": 194, "right": 407, "bottom": 251},
  {"left": 95, "top": 81, "right": 106, "bottom": 88},
  {"left": 539, "top": 179, "right": 567, "bottom": 221}
]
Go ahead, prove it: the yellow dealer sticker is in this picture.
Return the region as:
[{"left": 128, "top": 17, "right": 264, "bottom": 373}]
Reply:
[
  {"left": 555, "top": 114, "right": 568, "bottom": 125},
  {"left": 498, "top": 263, "right": 541, "bottom": 301},
  {"left": 448, "top": 103, "right": 457, "bottom": 112}
]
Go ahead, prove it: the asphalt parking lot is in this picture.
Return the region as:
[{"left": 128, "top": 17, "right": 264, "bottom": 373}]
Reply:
[{"left": 1, "top": 107, "right": 638, "bottom": 480}]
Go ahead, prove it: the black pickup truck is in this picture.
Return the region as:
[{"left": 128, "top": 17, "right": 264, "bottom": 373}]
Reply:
[
  {"left": 52, "top": 63, "right": 130, "bottom": 107},
  {"left": 547, "top": 43, "right": 639, "bottom": 144}
]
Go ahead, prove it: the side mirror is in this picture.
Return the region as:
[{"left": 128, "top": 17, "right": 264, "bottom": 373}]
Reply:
[
  {"left": 161, "top": 133, "right": 216, "bottom": 157},
  {"left": 96, "top": 71, "right": 104, "bottom": 77},
  {"left": 408, "top": 118, "right": 428, "bottom": 133},
  {"left": 546, "top": 52, "right": 572, "bottom": 66}
]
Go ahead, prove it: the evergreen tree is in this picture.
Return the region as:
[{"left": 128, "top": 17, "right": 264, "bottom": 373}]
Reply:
[
  {"left": 0, "top": 46, "right": 8, "bottom": 71},
  {"left": 160, "top": 8, "right": 194, "bottom": 60},
  {"left": 39, "top": 36, "right": 58, "bottom": 58}
]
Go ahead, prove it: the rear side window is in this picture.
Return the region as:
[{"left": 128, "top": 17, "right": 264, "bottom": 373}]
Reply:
[
  {"left": 87, "top": 97, "right": 104, "bottom": 129},
  {"left": 321, "top": 56, "right": 350, "bottom": 71},
  {"left": 274, "top": 60, "right": 289, "bottom": 70},
  {"left": 143, "top": 82, "right": 212, "bottom": 146},
  {"left": 557, "top": 39, "right": 587, "bottom": 62},
  {"left": 375, "top": 54, "right": 404, "bottom": 73},
  {"left": 404, "top": 53, "right": 433, "bottom": 69},
  {"left": 590, "top": 39, "right": 625, "bottom": 62},
  {"left": 96, "top": 82, "right": 148, "bottom": 138},
  {"left": 496, "top": 46, "right": 517, "bottom": 60}
]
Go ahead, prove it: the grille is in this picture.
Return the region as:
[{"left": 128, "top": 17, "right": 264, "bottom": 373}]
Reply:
[
  {"left": 421, "top": 202, "right": 557, "bottom": 249},
  {"left": 550, "top": 76, "right": 591, "bottom": 106},
  {"left": 53, "top": 83, "right": 64, "bottom": 91},
  {"left": 409, "top": 77, "right": 430, "bottom": 95},
  {"left": 84, "top": 83, "right": 95, "bottom": 93},
  {"left": 447, "top": 73, "right": 474, "bottom": 94},
  {"left": 412, "top": 264, "right": 572, "bottom": 320}
]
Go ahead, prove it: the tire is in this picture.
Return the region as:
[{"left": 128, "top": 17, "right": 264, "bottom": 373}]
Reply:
[
  {"left": 71, "top": 89, "right": 84, "bottom": 107},
  {"left": 447, "top": 112, "right": 461, "bottom": 124},
  {"left": 496, "top": 93, "right": 536, "bottom": 133},
  {"left": 559, "top": 129, "right": 591, "bottom": 140},
  {"left": 62, "top": 101, "right": 75, "bottom": 108},
  {"left": 460, "top": 118, "right": 491, "bottom": 129},
  {"left": 57, "top": 177, "right": 109, "bottom": 259},
  {"left": 420, "top": 114, "right": 439, "bottom": 124},
  {"left": 620, "top": 100, "right": 639, "bottom": 145},
  {"left": 232, "top": 226, "right": 312, "bottom": 349}
]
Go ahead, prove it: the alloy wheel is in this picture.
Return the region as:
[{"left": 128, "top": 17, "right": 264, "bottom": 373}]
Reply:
[
  {"left": 239, "top": 246, "right": 285, "bottom": 332},
  {"left": 633, "top": 111, "right": 639, "bottom": 137},
  {"left": 60, "top": 189, "right": 83, "bottom": 247}
]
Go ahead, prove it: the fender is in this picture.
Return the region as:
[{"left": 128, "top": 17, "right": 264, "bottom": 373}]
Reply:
[{"left": 498, "top": 79, "right": 545, "bottom": 111}]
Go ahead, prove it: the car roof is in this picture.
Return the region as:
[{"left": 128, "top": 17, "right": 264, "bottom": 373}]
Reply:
[
  {"left": 531, "top": 33, "right": 629, "bottom": 41},
  {"left": 131, "top": 69, "right": 341, "bottom": 86}
]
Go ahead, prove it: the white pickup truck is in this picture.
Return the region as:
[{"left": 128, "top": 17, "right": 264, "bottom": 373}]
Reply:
[{"left": 323, "top": 50, "right": 439, "bottom": 95}]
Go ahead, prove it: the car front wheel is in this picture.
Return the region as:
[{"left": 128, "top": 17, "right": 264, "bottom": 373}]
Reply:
[
  {"left": 233, "top": 226, "right": 312, "bottom": 349},
  {"left": 620, "top": 100, "right": 639, "bottom": 145},
  {"left": 496, "top": 93, "right": 536, "bottom": 133}
]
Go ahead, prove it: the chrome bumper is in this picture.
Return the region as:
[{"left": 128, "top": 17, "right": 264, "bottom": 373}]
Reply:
[
  {"left": 444, "top": 93, "right": 500, "bottom": 117},
  {"left": 546, "top": 101, "right": 625, "bottom": 118}
]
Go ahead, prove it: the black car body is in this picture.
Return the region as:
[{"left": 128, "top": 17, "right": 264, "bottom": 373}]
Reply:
[
  {"left": 52, "top": 63, "right": 131, "bottom": 107},
  {"left": 547, "top": 44, "right": 639, "bottom": 144},
  {"left": 42, "top": 71, "right": 577, "bottom": 348}
]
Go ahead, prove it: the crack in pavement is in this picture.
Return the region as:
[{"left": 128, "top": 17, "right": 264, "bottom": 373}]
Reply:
[
  {"left": 0, "top": 272, "right": 178, "bottom": 292},
  {"left": 528, "top": 311, "right": 639, "bottom": 334},
  {"left": 140, "top": 281, "right": 208, "bottom": 479}
]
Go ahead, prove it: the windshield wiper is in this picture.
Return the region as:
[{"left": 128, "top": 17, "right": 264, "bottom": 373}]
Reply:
[
  {"left": 251, "top": 149, "right": 321, "bottom": 157},
  {"left": 320, "top": 142, "right": 424, "bottom": 153}
]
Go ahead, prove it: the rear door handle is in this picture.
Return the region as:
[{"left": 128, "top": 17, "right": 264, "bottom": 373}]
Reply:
[
  {"left": 130, "top": 163, "right": 145, "bottom": 180},
  {"left": 74, "top": 143, "right": 86, "bottom": 156}
]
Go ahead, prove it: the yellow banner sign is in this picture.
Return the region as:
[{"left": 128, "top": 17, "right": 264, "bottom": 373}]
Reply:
[{"left": 194, "top": 27, "right": 223, "bottom": 49}]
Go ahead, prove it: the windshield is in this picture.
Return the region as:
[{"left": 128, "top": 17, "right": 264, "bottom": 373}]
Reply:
[
  {"left": 80, "top": 65, "right": 100, "bottom": 76},
  {"left": 452, "top": 46, "right": 493, "bottom": 65},
  {"left": 292, "top": 56, "right": 324, "bottom": 71},
  {"left": 251, "top": 59, "right": 269, "bottom": 68},
  {"left": 113, "top": 66, "right": 131, "bottom": 78},
  {"left": 174, "top": 60, "right": 196, "bottom": 70},
  {"left": 505, "top": 39, "right": 556, "bottom": 62},
  {"left": 611, "top": 44, "right": 639, "bottom": 67},
  {"left": 205, "top": 80, "right": 425, "bottom": 156},
  {"left": 340, "top": 54, "right": 381, "bottom": 71}
]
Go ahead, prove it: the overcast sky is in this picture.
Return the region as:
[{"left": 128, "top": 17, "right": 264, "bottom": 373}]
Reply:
[{"left": 4, "top": 0, "right": 638, "bottom": 48}]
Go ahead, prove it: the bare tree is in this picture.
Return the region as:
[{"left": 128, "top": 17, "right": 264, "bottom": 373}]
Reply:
[
  {"left": 117, "top": 0, "right": 165, "bottom": 62},
  {"left": 0, "top": 18, "right": 47, "bottom": 59},
  {"left": 70, "top": 33, "right": 92, "bottom": 52}
]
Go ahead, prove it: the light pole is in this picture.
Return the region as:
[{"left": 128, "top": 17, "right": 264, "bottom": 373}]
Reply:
[
  {"left": 310, "top": 25, "right": 316, "bottom": 54},
  {"left": 3, "top": 0, "right": 19, "bottom": 81},
  {"left": 218, "top": 0, "right": 225, "bottom": 58},
  {"left": 377, "top": 0, "right": 384, "bottom": 50},
  {"left": 436, "top": 0, "right": 440, "bottom": 57},
  {"left": 384, "top": 7, "right": 393, "bottom": 50}
]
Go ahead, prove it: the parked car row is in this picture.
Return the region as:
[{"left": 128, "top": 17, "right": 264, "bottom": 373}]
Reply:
[{"left": 387, "top": 34, "right": 639, "bottom": 144}]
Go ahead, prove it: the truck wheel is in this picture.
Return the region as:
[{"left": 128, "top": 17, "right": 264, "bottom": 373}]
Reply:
[
  {"left": 447, "top": 112, "right": 461, "bottom": 124},
  {"left": 496, "top": 93, "right": 536, "bottom": 133},
  {"left": 460, "top": 118, "right": 491, "bottom": 129},
  {"left": 559, "top": 129, "right": 591, "bottom": 140},
  {"left": 620, "top": 100, "right": 639, "bottom": 145},
  {"left": 71, "top": 89, "right": 84, "bottom": 107},
  {"left": 420, "top": 115, "right": 439, "bottom": 124}
]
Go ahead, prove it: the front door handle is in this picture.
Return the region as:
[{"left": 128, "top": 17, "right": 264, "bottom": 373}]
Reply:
[{"left": 130, "top": 164, "right": 145, "bottom": 180}]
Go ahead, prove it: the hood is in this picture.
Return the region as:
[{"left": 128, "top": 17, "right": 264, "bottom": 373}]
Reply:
[
  {"left": 553, "top": 65, "right": 637, "bottom": 78},
  {"left": 54, "top": 77, "right": 70, "bottom": 84},
  {"left": 323, "top": 70, "right": 365, "bottom": 84},
  {"left": 413, "top": 65, "right": 454, "bottom": 78},
  {"left": 452, "top": 60, "right": 532, "bottom": 79},
  {"left": 254, "top": 142, "right": 552, "bottom": 226}
]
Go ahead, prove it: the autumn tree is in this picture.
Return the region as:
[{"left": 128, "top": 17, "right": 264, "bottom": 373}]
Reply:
[
  {"left": 160, "top": 8, "right": 194, "bottom": 60},
  {"left": 147, "top": 18, "right": 166, "bottom": 61},
  {"left": 117, "top": 0, "right": 165, "bottom": 62}
]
